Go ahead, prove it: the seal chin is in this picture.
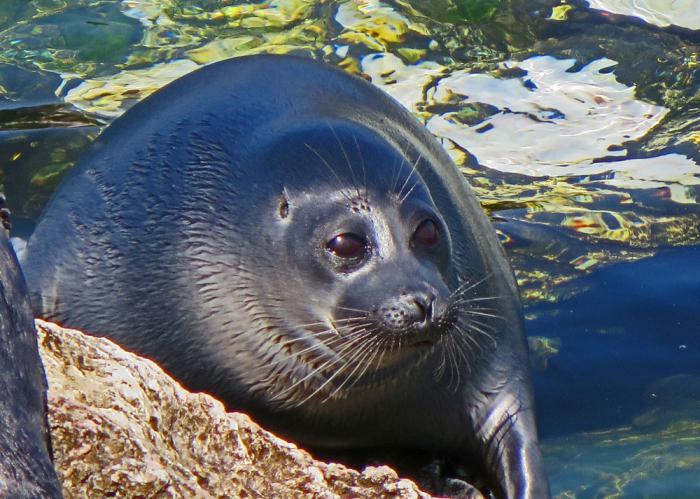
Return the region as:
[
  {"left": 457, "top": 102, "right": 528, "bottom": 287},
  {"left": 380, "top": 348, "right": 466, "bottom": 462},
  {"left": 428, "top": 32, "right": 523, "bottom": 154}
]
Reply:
[
  {"left": 269, "top": 319, "right": 442, "bottom": 407},
  {"left": 406, "top": 331, "right": 441, "bottom": 349}
]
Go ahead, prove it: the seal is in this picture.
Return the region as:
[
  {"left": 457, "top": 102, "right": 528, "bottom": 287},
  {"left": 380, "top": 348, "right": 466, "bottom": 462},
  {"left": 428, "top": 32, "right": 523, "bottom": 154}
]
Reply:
[
  {"left": 0, "top": 196, "right": 62, "bottom": 498},
  {"left": 24, "top": 55, "right": 549, "bottom": 498}
]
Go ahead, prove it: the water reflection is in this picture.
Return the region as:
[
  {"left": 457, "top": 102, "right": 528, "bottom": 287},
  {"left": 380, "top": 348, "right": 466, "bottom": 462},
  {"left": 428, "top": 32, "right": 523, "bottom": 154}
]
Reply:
[{"left": 586, "top": 0, "right": 700, "bottom": 31}]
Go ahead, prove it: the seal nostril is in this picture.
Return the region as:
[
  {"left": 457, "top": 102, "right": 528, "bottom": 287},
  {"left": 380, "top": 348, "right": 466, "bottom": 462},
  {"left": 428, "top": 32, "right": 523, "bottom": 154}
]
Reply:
[
  {"left": 414, "top": 299, "right": 428, "bottom": 322},
  {"left": 412, "top": 293, "right": 436, "bottom": 326}
]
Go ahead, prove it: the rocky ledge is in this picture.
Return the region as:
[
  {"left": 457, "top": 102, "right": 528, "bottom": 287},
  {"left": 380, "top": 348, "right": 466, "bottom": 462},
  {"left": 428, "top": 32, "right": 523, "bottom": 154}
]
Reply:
[{"left": 36, "top": 319, "right": 435, "bottom": 498}]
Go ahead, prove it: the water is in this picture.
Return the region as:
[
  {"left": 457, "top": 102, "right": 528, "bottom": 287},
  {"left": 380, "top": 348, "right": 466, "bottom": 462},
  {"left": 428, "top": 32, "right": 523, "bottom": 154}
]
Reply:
[{"left": 1, "top": 0, "right": 699, "bottom": 496}]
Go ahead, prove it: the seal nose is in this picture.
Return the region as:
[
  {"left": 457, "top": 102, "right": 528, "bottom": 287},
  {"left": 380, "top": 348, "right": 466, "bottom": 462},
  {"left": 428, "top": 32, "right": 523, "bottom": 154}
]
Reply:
[{"left": 374, "top": 290, "right": 439, "bottom": 333}]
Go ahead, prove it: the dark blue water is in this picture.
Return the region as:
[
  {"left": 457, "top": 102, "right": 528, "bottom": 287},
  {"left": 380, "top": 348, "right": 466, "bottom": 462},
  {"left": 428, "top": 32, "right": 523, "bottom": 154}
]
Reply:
[{"left": 530, "top": 245, "right": 700, "bottom": 436}]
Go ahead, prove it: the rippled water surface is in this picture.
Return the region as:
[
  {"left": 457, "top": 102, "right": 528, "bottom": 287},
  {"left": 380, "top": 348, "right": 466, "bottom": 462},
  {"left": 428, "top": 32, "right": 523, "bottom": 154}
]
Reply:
[{"left": 2, "top": 0, "right": 699, "bottom": 496}]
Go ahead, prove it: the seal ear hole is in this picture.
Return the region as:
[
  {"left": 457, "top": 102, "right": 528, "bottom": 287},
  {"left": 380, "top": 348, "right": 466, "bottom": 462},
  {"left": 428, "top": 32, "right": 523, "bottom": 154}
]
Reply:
[{"left": 278, "top": 195, "right": 290, "bottom": 219}]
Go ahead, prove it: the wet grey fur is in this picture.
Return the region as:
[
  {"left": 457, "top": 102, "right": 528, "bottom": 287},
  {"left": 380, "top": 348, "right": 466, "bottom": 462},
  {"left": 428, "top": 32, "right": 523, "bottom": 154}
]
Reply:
[
  {"left": 0, "top": 226, "right": 62, "bottom": 497},
  {"left": 23, "top": 55, "right": 549, "bottom": 497}
]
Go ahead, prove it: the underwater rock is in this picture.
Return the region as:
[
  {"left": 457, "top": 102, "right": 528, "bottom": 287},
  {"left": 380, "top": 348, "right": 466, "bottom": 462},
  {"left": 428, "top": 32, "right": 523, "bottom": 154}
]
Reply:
[
  {"left": 527, "top": 336, "right": 561, "bottom": 370},
  {"left": 36, "top": 319, "right": 434, "bottom": 498},
  {"left": 632, "top": 374, "right": 700, "bottom": 429}
]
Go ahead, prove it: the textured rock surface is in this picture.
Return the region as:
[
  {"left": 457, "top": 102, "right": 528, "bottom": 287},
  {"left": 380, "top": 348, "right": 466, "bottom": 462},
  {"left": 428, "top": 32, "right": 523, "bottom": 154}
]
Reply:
[{"left": 36, "top": 319, "right": 435, "bottom": 498}]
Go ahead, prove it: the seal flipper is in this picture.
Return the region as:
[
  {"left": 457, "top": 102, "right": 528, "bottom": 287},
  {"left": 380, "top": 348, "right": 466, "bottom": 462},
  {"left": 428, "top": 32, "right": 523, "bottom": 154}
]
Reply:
[
  {"left": 472, "top": 383, "right": 551, "bottom": 498},
  {"left": 0, "top": 198, "right": 62, "bottom": 498}
]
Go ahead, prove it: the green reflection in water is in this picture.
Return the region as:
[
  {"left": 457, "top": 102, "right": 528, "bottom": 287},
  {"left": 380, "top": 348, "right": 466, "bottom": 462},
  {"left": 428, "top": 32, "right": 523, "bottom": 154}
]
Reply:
[
  {"left": 1, "top": 2, "right": 142, "bottom": 76},
  {"left": 545, "top": 412, "right": 700, "bottom": 498}
]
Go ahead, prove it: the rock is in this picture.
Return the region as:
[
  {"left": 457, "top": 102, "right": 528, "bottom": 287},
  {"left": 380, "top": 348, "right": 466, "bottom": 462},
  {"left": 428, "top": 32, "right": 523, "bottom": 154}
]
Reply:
[
  {"left": 35, "top": 319, "right": 435, "bottom": 498},
  {"left": 0, "top": 236, "right": 62, "bottom": 498}
]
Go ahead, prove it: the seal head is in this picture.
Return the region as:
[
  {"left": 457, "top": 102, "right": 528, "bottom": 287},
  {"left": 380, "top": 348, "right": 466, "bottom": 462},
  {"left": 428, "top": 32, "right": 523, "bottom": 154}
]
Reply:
[{"left": 245, "top": 123, "right": 462, "bottom": 409}]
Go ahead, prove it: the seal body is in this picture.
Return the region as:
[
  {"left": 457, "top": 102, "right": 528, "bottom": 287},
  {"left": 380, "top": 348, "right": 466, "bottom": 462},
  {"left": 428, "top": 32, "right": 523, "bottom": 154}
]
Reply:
[
  {"left": 24, "top": 55, "right": 549, "bottom": 497},
  {"left": 0, "top": 210, "right": 62, "bottom": 498}
]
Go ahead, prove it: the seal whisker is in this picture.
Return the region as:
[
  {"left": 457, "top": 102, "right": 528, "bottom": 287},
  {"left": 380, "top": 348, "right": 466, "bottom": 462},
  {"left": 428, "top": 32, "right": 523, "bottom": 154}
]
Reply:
[
  {"left": 433, "top": 334, "right": 448, "bottom": 381},
  {"left": 459, "top": 319, "right": 498, "bottom": 349},
  {"left": 292, "top": 330, "right": 377, "bottom": 406},
  {"left": 463, "top": 315, "right": 498, "bottom": 333},
  {"left": 451, "top": 273, "right": 494, "bottom": 299},
  {"left": 452, "top": 330, "right": 476, "bottom": 378},
  {"left": 453, "top": 334, "right": 470, "bottom": 383},
  {"left": 322, "top": 332, "right": 383, "bottom": 403},
  {"left": 371, "top": 336, "right": 390, "bottom": 374},
  {"left": 294, "top": 315, "right": 368, "bottom": 329},
  {"left": 453, "top": 322, "right": 483, "bottom": 355},
  {"left": 335, "top": 306, "right": 370, "bottom": 315},
  {"left": 445, "top": 334, "right": 461, "bottom": 391},
  {"left": 393, "top": 155, "right": 411, "bottom": 198},
  {"left": 304, "top": 143, "right": 353, "bottom": 203},
  {"left": 397, "top": 151, "right": 424, "bottom": 202},
  {"left": 327, "top": 122, "right": 362, "bottom": 200},
  {"left": 389, "top": 154, "right": 404, "bottom": 195},
  {"left": 334, "top": 334, "right": 387, "bottom": 397},
  {"left": 398, "top": 179, "right": 420, "bottom": 205},
  {"left": 276, "top": 321, "right": 374, "bottom": 353},
  {"left": 395, "top": 154, "right": 421, "bottom": 201},
  {"left": 352, "top": 135, "right": 368, "bottom": 199},
  {"left": 460, "top": 305, "right": 498, "bottom": 312},
  {"left": 276, "top": 330, "right": 374, "bottom": 402},
  {"left": 453, "top": 306, "right": 500, "bottom": 318},
  {"left": 263, "top": 323, "right": 374, "bottom": 376},
  {"left": 275, "top": 325, "right": 352, "bottom": 345},
  {"left": 262, "top": 340, "right": 336, "bottom": 374},
  {"left": 464, "top": 309, "right": 503, "bottom": 321},
  {"left": 392, "top": 136, "right": 412, "bottom": 192},
  {"left": 453, "top": 295, "right": 504, "bottom": 305},
  {"left": 274, "top": 329, "right": 349, "bottom": 349}
]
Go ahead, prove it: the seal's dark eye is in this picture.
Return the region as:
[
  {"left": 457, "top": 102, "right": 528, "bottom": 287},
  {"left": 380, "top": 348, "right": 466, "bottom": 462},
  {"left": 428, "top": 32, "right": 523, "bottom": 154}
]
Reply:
[
  {"left": 326, "top": 233, "right": 367, "bottom": 259},
  {"left": 413, "top": 219, "right": 440, "bottom": 247}
]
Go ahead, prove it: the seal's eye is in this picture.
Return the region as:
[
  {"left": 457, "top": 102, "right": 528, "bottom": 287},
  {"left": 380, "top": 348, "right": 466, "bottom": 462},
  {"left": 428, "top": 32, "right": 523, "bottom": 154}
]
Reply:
[
  {"left": 326, "top": 233, "right": 367, "bottom": 260},
  {"left": 413, "top": 219, "right": 440, "bottom": 247}
]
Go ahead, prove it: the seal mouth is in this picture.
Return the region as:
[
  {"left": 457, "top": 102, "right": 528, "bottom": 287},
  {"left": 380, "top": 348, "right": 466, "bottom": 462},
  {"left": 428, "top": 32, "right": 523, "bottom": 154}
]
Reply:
[
  {"left": 267, "top": 275, "right": 503, "bottom": 407},
  {"left": 410, "top": 339, "right": 434, "bottom": 349}
]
